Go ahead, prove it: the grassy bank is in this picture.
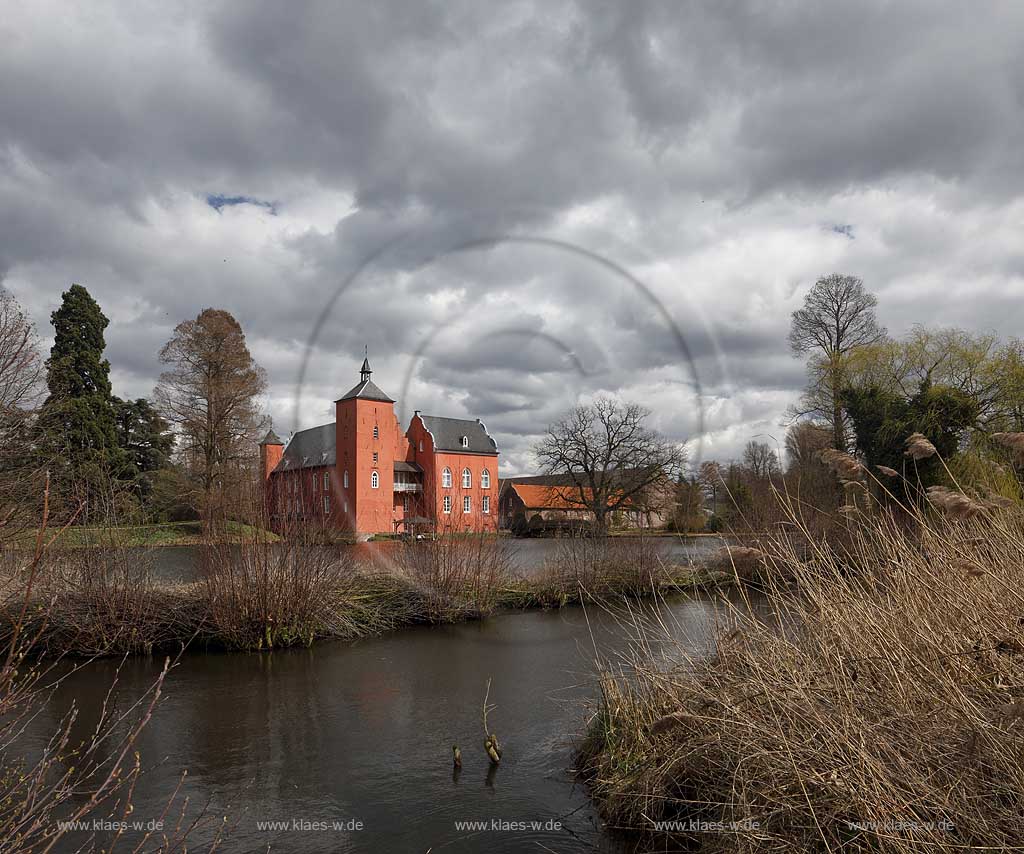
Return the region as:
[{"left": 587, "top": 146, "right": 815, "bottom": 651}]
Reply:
[
  {"left": 0, "top": 534, "right": 729, "bottom": 657},
  {"left": 578, "top": 502, "right": 1024, "bottom": 851},
  {"left": 6, "top": 520, "right": 280, "bottom": 548}
]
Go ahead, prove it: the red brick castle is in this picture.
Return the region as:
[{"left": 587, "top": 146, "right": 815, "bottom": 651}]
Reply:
[{"left": 260, "top": 357, "right": 499, "bottom": 537}]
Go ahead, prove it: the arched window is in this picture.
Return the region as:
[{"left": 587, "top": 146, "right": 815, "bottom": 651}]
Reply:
[
  {"left": 373, "top": 425, "right": 379, "bottom": 439},
  {"left": 481, "top": 469, "right": 490, "bottom": 489},
  {"left": 442, "top": 467, "right": 452, "bottom": 488},
  {"left": 343, "top": 470, "right": 349, "bottom": 489},
  {"left": 371, "top": 470, "right": 379, "bottom": 489},
  {"left": 460, "top": 435, "right": 469, "bottom": 448},
  {"left": 462, "top": 468, "right": 472, "bottom": 489}
]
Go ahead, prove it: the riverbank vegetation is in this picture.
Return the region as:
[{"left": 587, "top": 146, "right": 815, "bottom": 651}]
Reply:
[
  {"left": 579, "top": 450, "right": 1024, "bottom": 850},
  {"left": 1, "top": 525, "right": 727, "bottom": 658}
]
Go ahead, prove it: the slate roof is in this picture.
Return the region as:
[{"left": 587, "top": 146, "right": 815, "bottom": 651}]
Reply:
[
  {"left": 394, "top": 461, "right": 423, "bottom": 474},
  {"left": 336, "top": 378, "right": 394, "bottom": 403},
  {"left": 418, "top": 415, "right": 498, "bottom": 455},
  {"left": 260, "top": 429, "right": 284, "bottom": 446},
  {"left": 274, "top": 423, "right": 336, "bottom": 472}
]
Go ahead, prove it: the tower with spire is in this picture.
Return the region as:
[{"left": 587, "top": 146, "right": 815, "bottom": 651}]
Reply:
[{"left": 334, "top": 349, "right": 403, "bottom": 535}]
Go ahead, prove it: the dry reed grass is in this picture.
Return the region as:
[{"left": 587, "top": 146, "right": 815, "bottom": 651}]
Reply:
[
  {"left": 0, "top": 478, "right": 220, "bottom": 851},
  {"left": 579, "top": 503, "right": 1024, "bottom": 851}
]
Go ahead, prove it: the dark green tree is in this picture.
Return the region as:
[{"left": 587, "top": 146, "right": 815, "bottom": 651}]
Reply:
[
  {"left": 844, "top": 380, "right": 978, "bottom": 493},
  {"left": 113, "top": 396, "right": 175, "bottom": 500},
  {"left": 39, "top": 284, "right": 124, "bottom": 502}
]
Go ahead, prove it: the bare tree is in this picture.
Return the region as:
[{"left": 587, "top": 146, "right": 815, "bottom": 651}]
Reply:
[
  {"left": 533, "top": 397, "right": 685, "bottom": 532},
  {"left": 789, "top": 273, "right": 886, "bottom": 450},
  {"left": 698, "top": 460, "right": 723, "bottom": 516},
  {"left": 0, "top": 290, "right": 46, "bottom": 533},
  {"left": 154, "top": 309, "right": 267, "bottom": 521},
  {"left": 742, "top": 440, "right": 780, "bottom": 481},
  {"left": 784, "top": 422, "right": 831, "bottom": 473},
  {"left": 0, "top": 289, "right": 44, "bottom": 416}
]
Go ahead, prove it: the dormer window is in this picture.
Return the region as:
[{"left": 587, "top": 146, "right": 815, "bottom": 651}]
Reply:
[{"left": 460, "top": 436, "right": 469, "bottom": 448}]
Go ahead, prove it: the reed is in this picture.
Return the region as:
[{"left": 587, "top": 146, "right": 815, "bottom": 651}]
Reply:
[
  {"left": 0, "top": 479, "right": 219, "bottom": 851},
  {"left": 579, "top": 500, "right": 1024, "bottom": 851}
]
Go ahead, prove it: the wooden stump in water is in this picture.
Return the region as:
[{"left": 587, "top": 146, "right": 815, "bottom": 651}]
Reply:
[
  {"left": 452, "top": 744, "right": 462, "bottom": 769},
  {"left": 484, "top": 735, "right": 501, "bottom": 765}
]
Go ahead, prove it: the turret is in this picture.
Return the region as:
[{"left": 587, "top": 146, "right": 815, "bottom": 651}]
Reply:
[{"left": 259, "top": 429, "right": 285, "bottom": 481}]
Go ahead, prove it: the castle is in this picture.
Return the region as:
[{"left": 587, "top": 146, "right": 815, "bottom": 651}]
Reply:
[{"left": 260, "top": 358, "right": 499, "bottom": 537}]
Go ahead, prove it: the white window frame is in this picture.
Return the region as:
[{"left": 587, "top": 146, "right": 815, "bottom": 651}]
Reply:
[
  {"left": 461, "top": 436, "right": 469, "bottom": 448},
  {"left": 481, "top": 469, "right": 490, "bottom": 489},
  {"left": 442, "top": 495, "right": 451, "bottom": 514},
  {"left": 323, "top": 471, "right": 329, "bottom": 491},
  {"left": 482, "top": 495, "right": 490, "bottom": 515},
  {"left": 403, "top": 495, "right": 410, "bottom": 513},
  {"left": 442, "top": 467, "right": 452, "bottom": 488},
  {"left": 463, "top": 495, "right": 471, "bottom": 514},
  {"left": 312, "top": 473, "right": 318, "bottom": 492},
  {"left": 323, "top": 495, "right": 330, "bottom": 513},
  {"left": 418, "top": 440, "right": 423, "bottom": 452},
  {"left": 373, "top": 425, "right": 379, "bottom": 439},
  {"left": 462, "top": 468, "right": 472, "bottom": 489},
  {"left": 373, "top": 451, "right": 378, "bottom": 463},
  {"left": 371, "top": 470, "right": 379, "bottom": 489},
  {"left": 343, "top": 470, "right": 349, "bottom": 489}
]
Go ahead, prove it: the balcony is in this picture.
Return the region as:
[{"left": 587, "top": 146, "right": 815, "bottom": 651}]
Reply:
[{"left": 394, "top": 481, "right": 422, "bottom": 493}]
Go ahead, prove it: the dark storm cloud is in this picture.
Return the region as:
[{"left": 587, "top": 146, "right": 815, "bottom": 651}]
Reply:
[{"left": 2, "top": 0, "right": 1024, "bottom": 469}]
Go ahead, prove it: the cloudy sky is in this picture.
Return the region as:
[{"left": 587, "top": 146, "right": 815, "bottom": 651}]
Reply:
[{"left": 3, "top": 1, "right": 1024, "bottom": 474}]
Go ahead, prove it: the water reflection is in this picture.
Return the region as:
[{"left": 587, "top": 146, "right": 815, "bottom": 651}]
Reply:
[{"left": 28, "top": 589, "right": 759, "bottom": 853}]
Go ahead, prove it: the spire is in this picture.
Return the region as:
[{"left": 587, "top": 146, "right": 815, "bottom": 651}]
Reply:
[
  {"left": 260, "top": 428, "right": 284, "bottom": 446},
  {"left": 360, "top": 346, "right": 371, "bottom": 382}
]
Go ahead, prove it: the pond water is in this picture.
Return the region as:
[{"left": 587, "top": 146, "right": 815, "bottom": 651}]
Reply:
[
  {"left": 146, "top": 535, "right": 728, "bottom": 582},
  {"left": 30, "top": 588, "right": 760, "bottom": 853}
]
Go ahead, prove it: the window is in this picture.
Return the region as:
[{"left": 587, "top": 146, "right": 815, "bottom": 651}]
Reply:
[
  {"left": 323, "top": 495, "right": 330, "bottom": 513},
  {"left": 462, "top": 468, "right": 472, "bottom": 489},
  {"left": 481, "top": 469, "right": 490, "bottom": 489},
  {"left": 418, "top": 440, "right": 423, "bottom": 452},
  {"left": 323, "top": 471, "right": 329, "bottom": 491},
  {"left": 371, "top": 470, "right": 379, "bottom": 489},
  {"left": 373, "top": 425, "right": 379, "bottom": 439},
  {"left": 343, "top": 470, "right": 349, "bottom": 489},
  {"left": 482, "top": 495, "right": 490, "bottom": 515},
  {"left": 442, "top": 495, "right": 451, "bottom": 514},
  {"left": 403, "top": 495, "right": 410, "bottom": 512},
  {"left": 463, "top": 495, "right": 471, "bottom": 514},
  {"left": 460, "top": 435, "right": 469, "bottom": 448},
  {"left": 373, "top": 451, "right": 378, "bottom": 463},
  {"left": 312, "top": 473, "right": 317, "bottom": 492},
  {"left": 344, "top": 499, "right": 348, "bottom": 514},
  {"left": 442, "top": 467, "right": 452, "bottom": 488}
]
